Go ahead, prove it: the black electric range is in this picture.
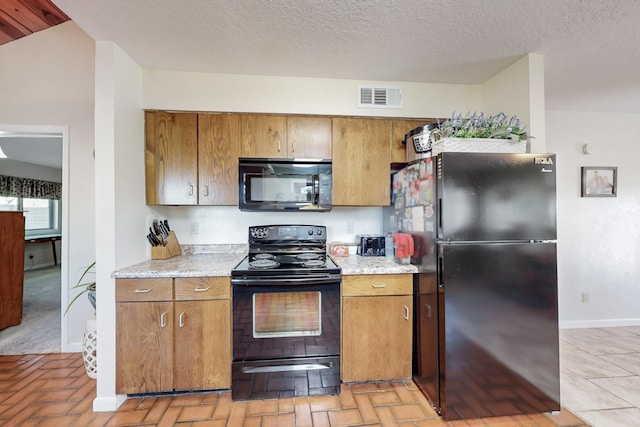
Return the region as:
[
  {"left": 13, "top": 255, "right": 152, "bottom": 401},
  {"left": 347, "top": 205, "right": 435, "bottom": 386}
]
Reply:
[
  {"left": 230, "top": 224, "right": 342, "bottom": 400},
  {"left": 231, "top": 224, "right": 341, "bottom": 283}
]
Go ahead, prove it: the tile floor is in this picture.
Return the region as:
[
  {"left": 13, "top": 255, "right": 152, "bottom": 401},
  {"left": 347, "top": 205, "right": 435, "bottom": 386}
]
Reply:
[
  {"left": 559, "top": 326, "right": 640, "bottom": 427},
  {"left": 1, "top": 326, "right": 637, "bottom": 426}
]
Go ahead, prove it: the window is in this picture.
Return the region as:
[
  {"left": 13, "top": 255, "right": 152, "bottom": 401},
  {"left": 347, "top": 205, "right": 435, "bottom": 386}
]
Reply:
[{"left": 0, "top": 196, "right": 60, "bottom": 233}]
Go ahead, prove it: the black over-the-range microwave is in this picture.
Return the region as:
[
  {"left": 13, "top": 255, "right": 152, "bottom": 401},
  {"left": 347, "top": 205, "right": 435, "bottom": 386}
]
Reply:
[{"left": 238, "top": 157, "right": 332, "bottom": 212}]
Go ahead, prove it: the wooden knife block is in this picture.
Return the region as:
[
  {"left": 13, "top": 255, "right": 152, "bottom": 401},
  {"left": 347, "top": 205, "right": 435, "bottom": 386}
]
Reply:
[{"left": 151, "top": 231, "right": 182, "bottom": 260}]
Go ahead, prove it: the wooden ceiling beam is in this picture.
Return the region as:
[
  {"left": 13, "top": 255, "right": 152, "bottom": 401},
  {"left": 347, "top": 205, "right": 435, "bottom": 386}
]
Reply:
[{"left": 0, "top": 0, "right": 70, "bottom": 46}]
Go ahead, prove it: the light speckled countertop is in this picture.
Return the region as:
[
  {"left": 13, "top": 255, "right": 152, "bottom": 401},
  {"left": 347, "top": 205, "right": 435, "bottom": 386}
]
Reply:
[
  {"left": 112, "top": 245, "right": 417, "bottom": 278},
  {"left": 332, "top": 255, "right": 417, "bottom": 275},
  {"left": 112, "top": 244, "right": 247, "bottom": 278}
]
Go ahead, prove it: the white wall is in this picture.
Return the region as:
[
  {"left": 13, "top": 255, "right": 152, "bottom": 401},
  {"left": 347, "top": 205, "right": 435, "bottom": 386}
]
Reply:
[
  {"left": 143, "top": 70, "right": 483, "bottom": 118},
  {"left": 547, "top": 111, "right": 640, "bottom": 327},
  {"left": 0, "top": 21, "right": 96, "bottom": 349},
  {"left": 482, "top": 54, "right": 546, "bottom": 152},
  {"left": 149, "top": 206, "right": 383, "bottom": 246},
  {"left": 93, "top": 41, "right": 145, "bottom": 411}
]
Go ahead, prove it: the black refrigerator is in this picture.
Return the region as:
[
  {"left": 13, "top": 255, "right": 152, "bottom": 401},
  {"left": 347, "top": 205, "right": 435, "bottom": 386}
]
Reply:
[{"left": 385, "top": 152, "right": 560, "bottom": 421}]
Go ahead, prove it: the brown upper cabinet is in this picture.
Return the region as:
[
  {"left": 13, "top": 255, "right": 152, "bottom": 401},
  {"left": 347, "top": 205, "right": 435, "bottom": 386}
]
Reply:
[
  {"left": 145, "top": 111, "right": 198, "bottom": 205},
  {"left": 332, "top": 117, "right": 392, "bottom": 206},
  {"left": 391, "top": 120, "right": 430, "bottom": 163},
  {"left": 145, "top": 111, "right": 240, "bottom": 206},
  {"left": 240, "top": 114, "right": 332, "bottom": 159},
  {"left": 198, "top": 113, "right": 241, "bottom": 205},
  {"left": 287, "top": 116, "right": 332, "bottom": 158},
  {"left": 240, "top": 115, "right": 287, "bottom": 158},
  {"left": 146, "top": 110, "right": 432, "bottom": 207}
]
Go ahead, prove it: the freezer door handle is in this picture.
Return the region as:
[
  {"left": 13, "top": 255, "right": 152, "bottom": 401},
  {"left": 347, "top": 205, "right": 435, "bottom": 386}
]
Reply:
[{"left": 438, "top": 254, "right": 444, "bottom": 288}]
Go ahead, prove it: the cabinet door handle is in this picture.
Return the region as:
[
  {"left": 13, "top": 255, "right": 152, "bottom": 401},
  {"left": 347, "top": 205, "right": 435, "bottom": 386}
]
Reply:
[
  {"left": 179, "top": 312, "right": 185, "bottom": 328},
  {"left": 278, "top": 139, "right": 281, "bottom": 152},
  {"left": 160, "top": 312, "right": 167, "bottom": 328},
  {"left": 194, "top": 287, "right": 210, "bottom": 292},
  {"left": 203, "top": 185, "right": 209, "bottom": 197},
  {"left": 188, "top": 184, "right": 194, "bottom": 196},
  {"left": 404, "top": 305, "right": 410, "bottom": 320},
  {"left": 134, "top": 288, "right": 152, "bottom": 293},
  {"left": 371, "top": 283, "right": 386, "bottom": 288}
]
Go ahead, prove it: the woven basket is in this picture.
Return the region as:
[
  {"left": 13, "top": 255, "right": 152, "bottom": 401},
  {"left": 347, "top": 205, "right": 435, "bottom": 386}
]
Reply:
[{"left": 431, "top": 137, "right": 527, "bottom": 155}]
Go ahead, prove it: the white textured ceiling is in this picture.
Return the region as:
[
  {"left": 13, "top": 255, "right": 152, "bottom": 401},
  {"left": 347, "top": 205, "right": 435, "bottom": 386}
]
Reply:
[{"left": 52, "top": 0, "right": 640, "bottom": 113}]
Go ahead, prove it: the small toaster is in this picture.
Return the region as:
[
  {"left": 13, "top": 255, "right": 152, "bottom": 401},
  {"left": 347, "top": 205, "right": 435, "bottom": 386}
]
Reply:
[{"left": 356, "top": 234, "right": 386, "bottom": 256}]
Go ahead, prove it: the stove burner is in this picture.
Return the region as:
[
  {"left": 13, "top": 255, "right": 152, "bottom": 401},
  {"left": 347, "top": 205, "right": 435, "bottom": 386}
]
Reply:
[
  {"left": 248, "top": 259, "right": 280, "bottom": 269},
  {"left": 253, "top": 253, "right": 275, "bottom": 260},
  {"left": 303, "top": 260, "right": 326, "bottom": 268},
  {"left": 296, "top": 253, "right": 322, "bottom": 261}
]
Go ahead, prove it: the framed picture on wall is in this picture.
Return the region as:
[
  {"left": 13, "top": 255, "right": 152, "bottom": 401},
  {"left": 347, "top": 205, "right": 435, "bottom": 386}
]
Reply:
[{"left": 581, "top": 167, "right": 617, "bottom": 197}]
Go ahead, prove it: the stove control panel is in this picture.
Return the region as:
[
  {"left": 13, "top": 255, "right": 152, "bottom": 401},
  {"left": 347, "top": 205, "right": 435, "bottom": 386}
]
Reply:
[{"left": 249, "top": 225, "right": 326, "bottom": 242}]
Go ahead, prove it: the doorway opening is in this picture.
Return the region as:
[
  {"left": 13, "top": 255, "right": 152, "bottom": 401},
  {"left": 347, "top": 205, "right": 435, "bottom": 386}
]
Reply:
[{"left": 0, "top": 125, "right": 69, "bottom": 355}]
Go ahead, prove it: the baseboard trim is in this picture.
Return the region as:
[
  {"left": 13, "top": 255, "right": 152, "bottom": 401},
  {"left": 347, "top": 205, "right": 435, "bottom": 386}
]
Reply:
[
  {"left": 66, "top": 342, "right": 82, "bottom": 353},
  {"left": 93, "top": 394, "right": 127, "bottom": 412},
  {"left": 560, "top": 318, "right": 640, "bottom": 329}
]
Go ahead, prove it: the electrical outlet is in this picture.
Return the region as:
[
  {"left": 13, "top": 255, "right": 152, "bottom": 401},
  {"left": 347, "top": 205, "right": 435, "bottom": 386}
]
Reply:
[
  {"left": 581, "top": 292, "right": 589, "bottom": 303},
  {"left": 346, "top": 221, "right": 354, "bottom": 233},
  {"left": 190, "top": 221, "right": 199, "bottom": 234}
]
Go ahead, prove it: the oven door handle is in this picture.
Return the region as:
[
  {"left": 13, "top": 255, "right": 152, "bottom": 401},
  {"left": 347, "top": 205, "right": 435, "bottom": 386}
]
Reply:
[{"left": 231, "top": 276, "right": 341, "bottom": 286}]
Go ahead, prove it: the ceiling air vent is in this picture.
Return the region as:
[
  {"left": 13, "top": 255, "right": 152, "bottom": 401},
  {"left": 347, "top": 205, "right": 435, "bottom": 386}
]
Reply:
[{"left": 358, "top": 86, "right": 403, "bottom": 108}]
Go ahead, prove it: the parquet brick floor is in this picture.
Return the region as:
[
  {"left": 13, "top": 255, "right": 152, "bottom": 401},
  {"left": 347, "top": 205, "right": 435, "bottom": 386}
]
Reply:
[{"left": 0, "top": 353, "right": 589, "bottom": 426}]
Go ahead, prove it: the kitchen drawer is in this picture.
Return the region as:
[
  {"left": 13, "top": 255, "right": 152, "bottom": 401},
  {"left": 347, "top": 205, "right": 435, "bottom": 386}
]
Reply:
[
  {"left": 175, "top": 277, "right": 230, "bottom": 300},
  {"left": 116, "top": 278, "right": 173, "bottom": 302},
  {"left": 342, "top": 274, "right": 412, "bottom": 297}
]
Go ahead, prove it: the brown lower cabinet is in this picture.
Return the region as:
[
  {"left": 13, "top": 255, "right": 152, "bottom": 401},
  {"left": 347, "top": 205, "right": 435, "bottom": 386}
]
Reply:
[
  {"left": 341, "top": 274, "right": 413, "bottom": 382},
  {"left": 116, "top": 277, "right": 231, "bottom": 394}
]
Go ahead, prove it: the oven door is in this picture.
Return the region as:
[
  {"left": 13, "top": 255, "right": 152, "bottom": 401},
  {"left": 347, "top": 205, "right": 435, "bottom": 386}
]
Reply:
[
  {"left": 232, "top": 281, "right": 340, "bottom": 362},
  {"left": 232, "top": 280, "right": 341, "bottom": 400}
]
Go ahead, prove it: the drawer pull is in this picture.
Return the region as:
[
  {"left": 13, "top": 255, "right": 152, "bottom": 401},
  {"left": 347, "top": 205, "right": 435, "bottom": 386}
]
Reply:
[
  {"left": 179, "top": 312, "right": 185, "bottom": 328},
  {"left": 134, "top": 288, "right": 152, "bottom": 293},
  {"left": 371, "top": 283, "right": 386, "bottom": 288},
  {"left": 404, "top": 305, "right": 410, "bottom": 320},
  {"left": 194, "top": 287, "right": 210, "bottom": 292},
  {"left": 160, "top": 312, "right": 167, "bottom": 328}
]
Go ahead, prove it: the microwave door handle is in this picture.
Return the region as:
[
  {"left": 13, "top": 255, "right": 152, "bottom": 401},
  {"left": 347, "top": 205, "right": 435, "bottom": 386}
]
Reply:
[{"left": 314, "top": 176, "right": 320, "bottom": 205}]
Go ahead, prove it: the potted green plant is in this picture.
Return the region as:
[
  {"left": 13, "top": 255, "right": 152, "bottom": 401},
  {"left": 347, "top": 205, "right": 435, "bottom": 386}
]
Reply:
[
  {"left": 432, "top": 111, "right": 528, "bottom": 142},
  {"left": 426, "top": 111, "right": 529, "bottom": 155},
  {"left": 65, "top": 261, "right": 97, "bottom": 379},
  {"left": 65, "top": 261, "right": 96, "bottom": 314}
]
